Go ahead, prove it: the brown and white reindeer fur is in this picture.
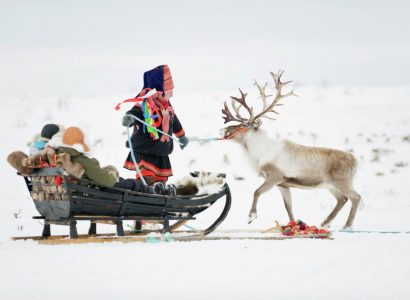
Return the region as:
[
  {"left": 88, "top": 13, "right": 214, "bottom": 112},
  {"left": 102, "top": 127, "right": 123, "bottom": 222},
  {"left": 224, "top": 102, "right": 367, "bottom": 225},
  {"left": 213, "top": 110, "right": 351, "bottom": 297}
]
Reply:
[{"left": 222, "top": 71, "right": 361, "bottom": 228}]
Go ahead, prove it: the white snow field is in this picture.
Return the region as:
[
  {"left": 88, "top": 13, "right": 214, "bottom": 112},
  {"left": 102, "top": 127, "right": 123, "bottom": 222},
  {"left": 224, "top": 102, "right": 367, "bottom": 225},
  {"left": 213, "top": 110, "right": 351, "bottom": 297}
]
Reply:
[
  {"left": 0, "top": 86, "right": 409, "bottom": 300},
  {"left": 1, "top": 1, "right": 410, "bottom": 299}
]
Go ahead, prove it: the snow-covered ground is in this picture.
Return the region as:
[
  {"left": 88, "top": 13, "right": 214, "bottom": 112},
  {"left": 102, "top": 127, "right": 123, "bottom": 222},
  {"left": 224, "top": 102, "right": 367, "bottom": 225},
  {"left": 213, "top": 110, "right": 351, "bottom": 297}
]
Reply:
[
  {"left": 1, "top": 1, "right": 410, "bottom": 299},
  {"left": 1, "top": 86, "right": 409, "bottom": 299}
]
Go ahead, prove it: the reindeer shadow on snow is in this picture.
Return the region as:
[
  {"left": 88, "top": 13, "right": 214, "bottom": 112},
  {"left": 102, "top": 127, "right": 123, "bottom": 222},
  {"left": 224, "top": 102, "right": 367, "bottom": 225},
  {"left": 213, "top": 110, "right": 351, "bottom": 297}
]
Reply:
[{"left": 220, "top": 71, "right": 361, "bottom": 229}]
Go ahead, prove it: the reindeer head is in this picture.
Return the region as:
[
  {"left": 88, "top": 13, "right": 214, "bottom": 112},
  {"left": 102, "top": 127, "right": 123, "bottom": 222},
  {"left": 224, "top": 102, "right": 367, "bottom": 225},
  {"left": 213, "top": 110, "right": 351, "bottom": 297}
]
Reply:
[{"left": 221, "top": 71, "right": 296, "bottom": 140}]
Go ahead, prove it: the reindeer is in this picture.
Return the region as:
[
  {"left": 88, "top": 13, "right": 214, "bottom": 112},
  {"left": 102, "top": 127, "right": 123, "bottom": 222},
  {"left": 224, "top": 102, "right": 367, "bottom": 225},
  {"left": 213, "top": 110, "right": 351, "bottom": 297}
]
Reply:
[{"left": 221, "top": 71, "right": 361, "bottom": 228}]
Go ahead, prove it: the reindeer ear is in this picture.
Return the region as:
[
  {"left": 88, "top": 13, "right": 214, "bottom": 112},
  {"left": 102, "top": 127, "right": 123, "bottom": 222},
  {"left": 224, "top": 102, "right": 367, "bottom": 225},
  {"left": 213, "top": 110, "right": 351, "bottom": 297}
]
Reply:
[
  {"left": 190, "top": 171, "right": 200, "bottom": 177},
  {"left": 217, "top": 173, "right": 226, "bottom": 179}
]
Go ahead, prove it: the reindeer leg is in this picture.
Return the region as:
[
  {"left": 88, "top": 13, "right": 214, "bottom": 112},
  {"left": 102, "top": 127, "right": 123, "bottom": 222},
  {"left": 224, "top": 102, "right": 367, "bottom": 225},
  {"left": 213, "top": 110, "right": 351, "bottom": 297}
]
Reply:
[
  {"left": 249, "top": 179, "right": 275, "bottom": 223},
  {"left": 277, "top": 185, "right": 294, "bottom": 221},
  {"left": 343, "top": 190, "right": 361, "bottom": 229},
  {"left": 331, "top": 182, "right": 362, "bottom": 229},
  {"left": 249, "top": 168, "right": 282, "bottom": 223},
  {"left": 321, "top": 189, "right": 348, "bottom": 227}
]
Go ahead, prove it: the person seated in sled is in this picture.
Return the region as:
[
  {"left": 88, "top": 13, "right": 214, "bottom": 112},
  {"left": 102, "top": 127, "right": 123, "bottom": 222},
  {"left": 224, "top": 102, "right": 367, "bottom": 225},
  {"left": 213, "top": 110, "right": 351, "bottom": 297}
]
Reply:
[
  {"left": 121, "top": 64, "right": 189, "bottom": 186},
  {"left": 7, "top": 123, "right": 65, "bottom": 175},
  {"left": 7, "top": 126, "right": 176, "bottom": 195},
  {"left": 8, "top": 126, "right": 118, "bottom": 186},
  {"left": 48, "top": 126, "right": 176, "bottom": 195},
  {"left": 28, "top": 123, "right": 63, "bottom": 155}
]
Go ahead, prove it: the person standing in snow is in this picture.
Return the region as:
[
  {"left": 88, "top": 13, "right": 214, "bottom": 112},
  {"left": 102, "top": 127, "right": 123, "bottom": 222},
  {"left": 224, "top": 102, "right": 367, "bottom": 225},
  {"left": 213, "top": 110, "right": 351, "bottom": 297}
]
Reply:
[{"left": 121, "top": 65, "right": 189, "bottom": 185}]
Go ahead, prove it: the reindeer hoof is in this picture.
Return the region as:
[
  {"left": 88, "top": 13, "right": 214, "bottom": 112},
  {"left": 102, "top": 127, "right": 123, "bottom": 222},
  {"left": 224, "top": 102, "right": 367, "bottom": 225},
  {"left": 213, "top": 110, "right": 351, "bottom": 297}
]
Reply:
[
  {"left": 248, "top": 213, "right": 257, "bottom": 224},
  {"left": 320, "top": 222, "right": 330, "bottom": 228}
]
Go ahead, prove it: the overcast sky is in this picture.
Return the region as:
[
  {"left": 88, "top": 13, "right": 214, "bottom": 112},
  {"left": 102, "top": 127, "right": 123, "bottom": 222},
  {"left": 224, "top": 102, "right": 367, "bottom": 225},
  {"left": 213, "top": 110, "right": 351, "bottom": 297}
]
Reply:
[{"left": 1, "top": 0, "right": 409, "bottom": 97}]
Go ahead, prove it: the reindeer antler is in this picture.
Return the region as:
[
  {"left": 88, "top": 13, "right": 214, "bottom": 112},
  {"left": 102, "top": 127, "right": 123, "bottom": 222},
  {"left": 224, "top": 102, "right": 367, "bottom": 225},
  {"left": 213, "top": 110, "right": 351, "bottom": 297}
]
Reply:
[
  {"left": 253, "top": 70, "right": 297, "bottom": 121},
  {"left": 222, "top": 89, "right": 254, "bottom": 124},
  {"left": 221, "top": 70, "right": 296, "bottom": 126},
  {"left": 222, "top": 101, "right": 244, "bottom": 124},
  {"left": 254, "top": 80, "right": 276, "bottom": 121}
]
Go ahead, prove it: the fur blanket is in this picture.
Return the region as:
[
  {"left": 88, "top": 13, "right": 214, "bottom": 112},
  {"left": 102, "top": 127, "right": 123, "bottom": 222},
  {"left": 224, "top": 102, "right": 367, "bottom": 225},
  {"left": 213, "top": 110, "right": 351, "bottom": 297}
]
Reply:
[
  {"left": 7, "top": 148, "right": 85, "bottom": 179},
  {"left": 174, "top": 171, "right": 226, "bottom": 196}
]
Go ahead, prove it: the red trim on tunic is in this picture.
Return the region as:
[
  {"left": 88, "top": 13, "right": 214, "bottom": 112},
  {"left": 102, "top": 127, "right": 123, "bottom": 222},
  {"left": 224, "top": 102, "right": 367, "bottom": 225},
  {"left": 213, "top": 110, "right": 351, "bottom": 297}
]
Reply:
[
  {"left": 123, "top": 160, "right": 173, "bottom": 177},
  {"left": 139, "top": 159, "right": 172, "bottom": 175},
  {"left": 135, "top": 170, "right": 168, "bottom": 181},
  {"left": 174, "top": 128, "right": 185, "bottom": 138}
]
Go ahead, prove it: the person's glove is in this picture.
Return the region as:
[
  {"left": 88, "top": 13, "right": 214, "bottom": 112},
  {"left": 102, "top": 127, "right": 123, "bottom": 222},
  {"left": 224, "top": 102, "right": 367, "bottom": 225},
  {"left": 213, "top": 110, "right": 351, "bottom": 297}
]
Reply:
[
  {"left": 178, "top": 136, "right": 189, "bottom": 150},
  {"left": 122, "top": 114, "right": 134, "bottom": 127}
]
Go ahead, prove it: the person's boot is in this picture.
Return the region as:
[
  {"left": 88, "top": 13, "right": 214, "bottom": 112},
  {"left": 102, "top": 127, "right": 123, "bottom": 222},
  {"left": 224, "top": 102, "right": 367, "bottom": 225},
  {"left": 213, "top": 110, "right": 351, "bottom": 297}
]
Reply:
[
  {"left": 164, "top": 184, "right": 177, "bottom": 196},
  {"left": 153, "top": 182, "right": 165, "bottom": 194}
]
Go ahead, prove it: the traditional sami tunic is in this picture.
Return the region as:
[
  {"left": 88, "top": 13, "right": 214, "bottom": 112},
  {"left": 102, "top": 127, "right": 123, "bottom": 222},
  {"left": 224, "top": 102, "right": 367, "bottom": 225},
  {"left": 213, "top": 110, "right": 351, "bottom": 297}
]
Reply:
[
  {"left": 121, "top": 65, "right": 185, "bottom": 182},
  {"left": 123, "top": 97, "right": 185, "bottom": 181}
]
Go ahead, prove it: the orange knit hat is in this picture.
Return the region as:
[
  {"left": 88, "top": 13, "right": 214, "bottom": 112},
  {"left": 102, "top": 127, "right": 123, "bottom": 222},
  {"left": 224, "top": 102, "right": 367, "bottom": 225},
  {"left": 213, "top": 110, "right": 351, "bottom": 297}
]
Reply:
[{"left": 62, "top": 127, "right": 90, "bottom": 153}]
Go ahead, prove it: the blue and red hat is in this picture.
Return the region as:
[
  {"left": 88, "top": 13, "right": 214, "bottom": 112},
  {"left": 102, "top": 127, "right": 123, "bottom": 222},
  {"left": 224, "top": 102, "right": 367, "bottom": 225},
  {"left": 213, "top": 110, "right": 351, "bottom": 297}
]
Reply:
[
  {"left": 142, "top": 65, "right": 174, "bottom": 93},
  {"left": 115, "top": 65, "right": 174, "bottom": 110}
]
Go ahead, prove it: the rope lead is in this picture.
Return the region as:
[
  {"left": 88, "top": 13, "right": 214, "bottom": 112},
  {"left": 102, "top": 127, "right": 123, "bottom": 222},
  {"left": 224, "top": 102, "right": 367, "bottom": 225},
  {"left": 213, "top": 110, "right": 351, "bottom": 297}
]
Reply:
[
  {"left": 125, "top": 114, "right": 225, "bottom": 184},
  {"left": 126, "top": 126, "right": 147, "bottom": 185}
]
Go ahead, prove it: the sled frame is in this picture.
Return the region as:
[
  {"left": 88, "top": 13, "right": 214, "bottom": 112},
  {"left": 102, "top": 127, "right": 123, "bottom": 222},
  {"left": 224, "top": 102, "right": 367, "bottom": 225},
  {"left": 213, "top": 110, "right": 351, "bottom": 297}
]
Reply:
[{"left": 22, "top": 168, "right": 232, "bottom": 239}]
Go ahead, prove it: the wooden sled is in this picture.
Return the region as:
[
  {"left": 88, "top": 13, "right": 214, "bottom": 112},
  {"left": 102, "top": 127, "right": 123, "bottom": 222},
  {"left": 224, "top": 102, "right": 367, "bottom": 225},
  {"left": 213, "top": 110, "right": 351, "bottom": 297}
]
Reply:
[{"left": 18, "top": 168, "right": 232, "bottom": 239}]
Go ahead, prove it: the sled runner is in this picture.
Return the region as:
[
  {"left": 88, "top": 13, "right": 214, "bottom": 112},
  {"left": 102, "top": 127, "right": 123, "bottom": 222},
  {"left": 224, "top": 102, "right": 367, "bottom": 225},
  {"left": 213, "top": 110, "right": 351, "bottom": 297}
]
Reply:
[
  {"left": 19, "top": 168, "right": 231, "bottom": 238},
  {"left": 13, "top": 229, "right": 332, "bottom": 245}
]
